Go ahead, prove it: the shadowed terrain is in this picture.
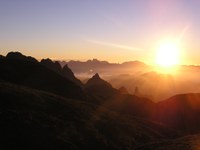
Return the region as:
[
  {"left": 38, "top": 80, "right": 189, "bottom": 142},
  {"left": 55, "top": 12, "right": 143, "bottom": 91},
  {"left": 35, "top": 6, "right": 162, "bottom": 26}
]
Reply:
[
  {"left": 155, "top": 93, "right": 200, "bottom": 134},
  {"left": 1, "top": 52, "right": 200, "bottom": 149},
  {"left": 0, "top": 81, "right": 175, "bottom": 150},
  {"left": 0, "top": 52, "right": 84, "bottom": 99}
]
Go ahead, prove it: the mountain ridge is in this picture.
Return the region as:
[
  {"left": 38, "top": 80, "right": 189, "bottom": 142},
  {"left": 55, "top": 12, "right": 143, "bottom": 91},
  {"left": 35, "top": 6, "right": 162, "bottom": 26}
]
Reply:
[
  {"left": 0, "top": 52, "right": 84, "bottom": 99},
  {"left": 59, "top": 59, "right": 147, "bottom": 74},
  {"left": 1, "top": 51, "right": 200, "bottom": 149}
]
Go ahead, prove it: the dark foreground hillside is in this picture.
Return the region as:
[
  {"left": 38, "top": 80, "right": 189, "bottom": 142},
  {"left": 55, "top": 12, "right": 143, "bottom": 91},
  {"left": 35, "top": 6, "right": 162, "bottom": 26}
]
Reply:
[
  {"left": 0, "top": 52, "right": 84, "bottom": 99},
  {"left": 155, "top": 93, "right": 200, "bottom": 134},
  {"left": 0, "top": 81, "right": 178, "bottom": 150},
  {"left": 1, "top": 52, "right": 200, "bottom": 149},
  {"left": 135, "top": 134, "right": 200, "bottom": 150}
]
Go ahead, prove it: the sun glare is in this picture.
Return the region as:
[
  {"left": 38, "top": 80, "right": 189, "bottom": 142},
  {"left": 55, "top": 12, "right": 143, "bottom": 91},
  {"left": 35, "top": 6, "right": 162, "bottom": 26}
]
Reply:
[{"left": 156, "top": 42, "right": 180, "bottom": 67}]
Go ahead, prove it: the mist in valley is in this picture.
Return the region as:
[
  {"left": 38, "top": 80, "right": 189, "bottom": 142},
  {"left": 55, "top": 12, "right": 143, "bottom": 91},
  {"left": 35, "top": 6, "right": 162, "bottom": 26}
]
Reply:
[{"left": 68, "top": 60, "right": 200, "bottom": 102}]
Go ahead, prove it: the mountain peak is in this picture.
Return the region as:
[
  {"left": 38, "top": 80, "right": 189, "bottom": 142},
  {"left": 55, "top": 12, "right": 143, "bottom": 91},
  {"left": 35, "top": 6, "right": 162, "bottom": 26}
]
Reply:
[
  {"left": 41, "top": 58, "right": 62, "bottom": 73},
  {"left": 84, "top": 73, "right": 118, "bottom": 98},
  {"left": 92, "top": 73, "right": 100, "bottom": 79},
  {"left": 41, "top": 58, "right": 53, "bottom": 64},
  {"left": 6, "top": 51, "right": 37, "bottom": 62},
  {"left": 85, "top": 73, "right": 112, "bottom": 88},
  {"left": 41, "top": 60, "right": 82, "bottom": 86}
]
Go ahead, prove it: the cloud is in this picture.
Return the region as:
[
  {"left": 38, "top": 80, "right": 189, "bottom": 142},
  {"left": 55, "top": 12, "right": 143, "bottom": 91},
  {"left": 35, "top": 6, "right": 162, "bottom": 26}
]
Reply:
[
  {"left": 85, "top": 39, "right": 143, "bottom": 51},
  {"left": 177, "top": 26, "right": 189, "bottom": 42}
]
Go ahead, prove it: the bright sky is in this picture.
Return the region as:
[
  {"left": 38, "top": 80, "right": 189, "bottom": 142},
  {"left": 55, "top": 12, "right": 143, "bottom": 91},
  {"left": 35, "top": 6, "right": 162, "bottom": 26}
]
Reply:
[{"left": 0, "top": 0, "right": 200, "bottom": 64}]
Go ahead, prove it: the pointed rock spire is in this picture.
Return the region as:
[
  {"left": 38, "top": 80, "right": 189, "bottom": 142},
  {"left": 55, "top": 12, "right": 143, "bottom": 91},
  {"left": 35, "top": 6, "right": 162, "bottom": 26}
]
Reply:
[
  {"left": 85, "top": 73, "right": 112, "bottom": 88},
  {"left": 92, "top": 73, "right": 100, "bottom": 79},
  {"left": 84, "top": 73, "right": 118, "bottom": 98}
]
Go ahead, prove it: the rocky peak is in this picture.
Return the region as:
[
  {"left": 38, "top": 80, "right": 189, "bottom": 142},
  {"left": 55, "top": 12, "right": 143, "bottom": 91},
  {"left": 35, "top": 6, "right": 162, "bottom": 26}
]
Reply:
[
  {"left": 41, "top": 58, "right": 62, "bottom": 73},
  {"left": 6, "top": 51, "right": 37, "bottom": 62},
  {"left": 85, "top": 73, "right": 112, "bottom": 88},
  {"left": 92, "top": 73, "right": 100, "bottom": 79}
]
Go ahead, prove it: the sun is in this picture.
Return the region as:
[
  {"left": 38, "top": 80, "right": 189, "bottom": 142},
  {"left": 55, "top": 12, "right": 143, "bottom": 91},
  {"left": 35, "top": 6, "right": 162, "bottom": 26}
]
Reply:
[{"left": 156, "top": 42, "right": 180, "bottom": 67}]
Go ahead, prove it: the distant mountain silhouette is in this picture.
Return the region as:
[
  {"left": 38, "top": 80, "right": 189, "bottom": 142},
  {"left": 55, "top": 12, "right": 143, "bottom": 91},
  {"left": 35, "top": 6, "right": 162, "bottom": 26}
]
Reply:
[
  {"left": 63, "top": 58, "right": 109, "bottom": 67},
  {"left": 112, "top": 71, "right": 176, "bottom": 102},
  {"left": 155, "top": 93, "right": 200, "bottom": 134},
  {"left": 85, "top": 73, "right": 111, "bottom": 87},
  {"left": 84, "top": 73, "right": 118, "bottom": 98},
  {"left": 6, "top": 51, "right": 38, "bottom": 62},
  {"left": 121, "top": 60, "right": 147, "bottom": 67},
  {"left": 62, "top": 64, "right": 83, "bottom": 86},
  {"left": 60, "top": 59, "right": 147, "bottom": 74},
  {"left": 84, "top": 73, "right": 155, "bottom": 118},
  {"left": 41, "top": 58, "right": 82, "bottom": 86},
  {"left": 41, "top": 58, "right": 62, "bottom": 73},
  {"left": 0, "top": 52, "right": 84, "bottom": 99},
  {"left": 2, "top": 51, "right": 200, "bottom": 149}
]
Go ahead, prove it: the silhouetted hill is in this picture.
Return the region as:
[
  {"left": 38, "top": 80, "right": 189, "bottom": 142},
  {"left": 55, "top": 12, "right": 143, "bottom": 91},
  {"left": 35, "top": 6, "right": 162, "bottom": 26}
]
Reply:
[
  {"left": 2, "top": 51, "right": 200, "bottom": 149},
  {"left": 41, "top": 58, "right": 62, "bottom": 73},
  {"left": 0, "top": 81, "right": 176, "bottom": 150},
  {"left": 6, "top": 51, "right": 38, "bottom": 62},
  {"left": 64, "top": 59, "right": 109, "bottom": 67},
  {"left": 62, "top": 64, "right": 82, "bottom": 86},
  {"left": 108, "top": 71, "right": 176, "bottom": 102},
  {"left": 121, "top": 61, "right": 146, "bottom": 67},
  {"left": 0, "top": 52, "right": 84, "bottom": 99},
  {"left": 155, "top": 93, "right": 200, "bottom": 134},
  {"left": 84, "top": 73, "right": 118, "bottom": 98},
  {"left": 41, "top": 58, "right": 82, "bottom": 86},
  {"left": 60, "top": 59, "right": 147, "bottom": 74},
  {"left": 85, "top": 73, "right": 112, "bottom": 87},
  {"left": 84, "top": 74, "right": 156, "bottom": 118}
]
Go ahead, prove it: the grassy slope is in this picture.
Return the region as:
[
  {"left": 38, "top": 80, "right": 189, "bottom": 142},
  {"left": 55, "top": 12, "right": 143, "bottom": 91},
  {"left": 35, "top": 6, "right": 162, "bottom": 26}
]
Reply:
[
  {"left": 0, "top": 81, "right": 175, "bottom": 150},
  {"left": 135, "top": 134, "right": 200, "bottom": 150}
]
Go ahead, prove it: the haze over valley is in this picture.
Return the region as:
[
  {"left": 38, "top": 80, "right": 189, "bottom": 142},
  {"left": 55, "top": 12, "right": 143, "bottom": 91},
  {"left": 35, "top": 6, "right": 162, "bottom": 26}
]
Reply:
[
  {"left": 2, "top": 0, "right": 200, "bottom": 149},
  {"left": 1, "top": 52, "right": 200, "bottom": 149},
  {"left": 58, "top": 59, "right": 200, "bottom": 102}
]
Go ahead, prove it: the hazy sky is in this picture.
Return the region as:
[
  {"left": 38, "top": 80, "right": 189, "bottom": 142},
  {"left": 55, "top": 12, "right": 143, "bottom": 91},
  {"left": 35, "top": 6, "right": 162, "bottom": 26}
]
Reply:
[{"left": 1, "top": 0, "right": 200, "bottom": 64}]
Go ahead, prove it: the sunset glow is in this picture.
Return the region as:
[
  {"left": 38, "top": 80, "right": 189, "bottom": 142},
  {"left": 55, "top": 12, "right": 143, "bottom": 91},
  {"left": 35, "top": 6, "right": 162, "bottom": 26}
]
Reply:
[
  {"left": 2, "top": 1, "right": 200, "bottom": 148},
  {"left": 156, "top": 42, "right": 180, "bottom": 67},
  {"left": 1, "top": 0, "right": 199, "bottom": 64}
]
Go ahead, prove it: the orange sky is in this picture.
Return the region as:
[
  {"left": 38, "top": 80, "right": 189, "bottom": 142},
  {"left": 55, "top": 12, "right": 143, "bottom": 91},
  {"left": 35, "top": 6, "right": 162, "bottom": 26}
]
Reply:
[{"left": 1, "top": 0, "right": 200, "bottom": 65}]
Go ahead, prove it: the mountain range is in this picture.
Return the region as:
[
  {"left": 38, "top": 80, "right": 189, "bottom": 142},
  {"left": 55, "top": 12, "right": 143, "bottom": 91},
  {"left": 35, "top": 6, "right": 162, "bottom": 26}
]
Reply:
[
  {"left": 1, "top": 52, "right": 200, "bottom": 149},
  {"left": 59, "top": 59, "right": 148, "bottom": 75}
]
